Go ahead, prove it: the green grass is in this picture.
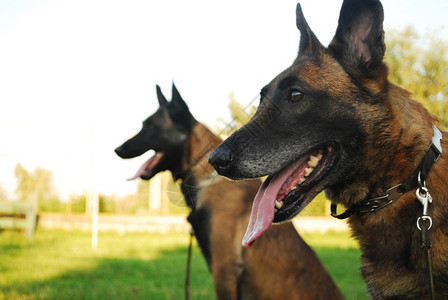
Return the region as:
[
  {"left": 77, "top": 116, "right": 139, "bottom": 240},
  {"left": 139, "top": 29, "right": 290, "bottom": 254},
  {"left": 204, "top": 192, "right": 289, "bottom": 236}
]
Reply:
[
  {"left": 301, "top": 231, "right": 368, "bottom": 299},
  {"left": 0, "top": 229, "right": 368, "bottom": 299}
]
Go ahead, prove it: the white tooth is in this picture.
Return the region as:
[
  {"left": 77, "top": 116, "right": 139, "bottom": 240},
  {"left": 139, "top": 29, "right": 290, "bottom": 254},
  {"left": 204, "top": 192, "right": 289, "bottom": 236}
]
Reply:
[
  {"left": 304, "top": 167, "right": 313, "bottom": 177},
  {"left": 290, "top": 185, "right": 297, "bottom": 191},
  {"left": 308, "top": 155, "right": 320, "bottom": 167},
  {"left": 298, "top": 177, "right": 305, "bottom": 184},
  {"left": 274, "top": 208, "right": 278, "bottom": 213},
  {"left": 317, "top": 153, "right": 323, "bottom": 160},
  {"left": 275, "top": 200, "right": 284, "bottom": 209}
]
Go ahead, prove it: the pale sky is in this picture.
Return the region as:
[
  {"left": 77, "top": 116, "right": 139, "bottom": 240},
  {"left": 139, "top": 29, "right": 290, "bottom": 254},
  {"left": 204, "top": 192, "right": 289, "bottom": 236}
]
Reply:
[{"left": 1, "top": 0, "right": 447, "bottom": 200}]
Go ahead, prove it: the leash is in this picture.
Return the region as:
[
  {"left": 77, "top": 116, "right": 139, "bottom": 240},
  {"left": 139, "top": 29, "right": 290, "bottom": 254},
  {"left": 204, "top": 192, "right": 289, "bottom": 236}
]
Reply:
[
  {"left": 416, "top": 183, "right": 435, "bottom": 299},
  {"left": 184, "top": 227, "right": 194, "bottom": 300},
  {"left": 331, "top": 125, "right": 442, "bottom": 299}
]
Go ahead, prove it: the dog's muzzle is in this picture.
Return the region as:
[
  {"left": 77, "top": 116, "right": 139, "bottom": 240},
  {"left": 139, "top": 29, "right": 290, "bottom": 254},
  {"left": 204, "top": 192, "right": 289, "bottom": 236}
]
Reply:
[{"left": 208, "top": 144, "right": 233, "bottom": 176}]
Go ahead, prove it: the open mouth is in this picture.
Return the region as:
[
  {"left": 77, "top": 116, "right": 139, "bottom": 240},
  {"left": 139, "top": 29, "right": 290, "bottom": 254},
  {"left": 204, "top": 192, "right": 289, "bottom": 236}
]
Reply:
[
  {"left": 127, "top": 152, "right": 164, "bottom": 181},
  {"left": 273, "top": 145, "right": 336, "bottom": 221},
  {"left": 243, "top": 144, "right": 337, "bottom": 247}
]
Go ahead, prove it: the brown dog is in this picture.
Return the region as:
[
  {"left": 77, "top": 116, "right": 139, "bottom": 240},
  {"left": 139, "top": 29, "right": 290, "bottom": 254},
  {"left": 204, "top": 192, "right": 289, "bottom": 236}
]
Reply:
[
  {"left": 115, "top": 85, "right": 343, "bottom": 299},
  {"left": 209, "top": 0, "right": 447, "bottom": 299}
]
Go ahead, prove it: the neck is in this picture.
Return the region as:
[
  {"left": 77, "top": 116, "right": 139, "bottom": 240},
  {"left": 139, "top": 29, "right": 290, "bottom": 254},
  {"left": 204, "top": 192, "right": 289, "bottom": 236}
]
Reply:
[
  {"left": 178, "top": 123, "right": 222, "bottom": 208},
  {"left": 331, "top": 124, "right": 443, "bottom": 219},
  {"left": 328, "top": 83, "right": 437, "bottom": 209},
  {"left": 343, "top": 84, "right": 447, "bottom": 298},
  {"left": 182, "top": 123, "right": 222, "bottom": 184}
]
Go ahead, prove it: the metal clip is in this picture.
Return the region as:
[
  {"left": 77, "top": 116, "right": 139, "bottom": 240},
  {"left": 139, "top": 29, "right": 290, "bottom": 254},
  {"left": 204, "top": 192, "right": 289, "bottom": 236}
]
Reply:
[
  {"left": 416, "top": 187, "right": 432, "bottom": 215},
  {"left": 416, "top": 187, "right": 433, "bottom": 230}
]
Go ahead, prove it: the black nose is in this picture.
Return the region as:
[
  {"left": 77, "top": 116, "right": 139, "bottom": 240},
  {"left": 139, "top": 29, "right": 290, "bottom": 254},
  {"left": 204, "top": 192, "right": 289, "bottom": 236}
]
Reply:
[
  {"left": 208, "top": 145, "right": 233, "bottom": 175},
  {"left": 115, "top": 146, "right": 125, "bottom": 158}
]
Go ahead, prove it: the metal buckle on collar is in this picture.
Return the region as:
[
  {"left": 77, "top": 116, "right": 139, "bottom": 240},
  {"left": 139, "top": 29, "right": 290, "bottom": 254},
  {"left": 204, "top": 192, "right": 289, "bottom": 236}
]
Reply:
[{"left": 359, "top": 184, "right": 403, "bottom": 213}]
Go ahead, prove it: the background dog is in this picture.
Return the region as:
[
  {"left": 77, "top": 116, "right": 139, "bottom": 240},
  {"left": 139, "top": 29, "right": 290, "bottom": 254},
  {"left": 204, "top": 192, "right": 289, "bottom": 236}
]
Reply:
[
  {"left": 115, "top": 84, "right": 343, "bottom": 299},
  {"left": 209, "top": 0, "right": 447, "bottom": 298}
]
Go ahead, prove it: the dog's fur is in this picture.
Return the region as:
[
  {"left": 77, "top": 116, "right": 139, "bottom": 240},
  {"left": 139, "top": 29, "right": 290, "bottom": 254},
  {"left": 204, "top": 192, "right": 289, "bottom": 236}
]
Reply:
[
  {"left": 115, "top": 85, "right": 343, "bottom": 300},
  {"left": 209, "top": 0, "right": 448, "bottom": 299}
]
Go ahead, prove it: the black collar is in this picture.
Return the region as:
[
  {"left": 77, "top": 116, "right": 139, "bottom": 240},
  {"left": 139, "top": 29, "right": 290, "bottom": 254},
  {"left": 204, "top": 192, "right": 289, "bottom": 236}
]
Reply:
[{"left": 331, "top": 125, "right": 443, "bottom": 219}]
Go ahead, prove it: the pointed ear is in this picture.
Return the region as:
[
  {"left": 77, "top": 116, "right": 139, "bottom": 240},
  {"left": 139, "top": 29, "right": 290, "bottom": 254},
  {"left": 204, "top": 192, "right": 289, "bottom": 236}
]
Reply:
[
  {"left": 329, "top": 0, "right": 386, "bottom": 79},
  {"left": 171, "top": 83, "right": 188, "bottom": 109},
  {"left": 295, "top": 3, "right": 324, "bottom": 60},
  {"left": 156, "top": 85, "right": 168, "bottom": 106},
  {"left": 169, "top": 83, "right": 196, "bottom": 128}
]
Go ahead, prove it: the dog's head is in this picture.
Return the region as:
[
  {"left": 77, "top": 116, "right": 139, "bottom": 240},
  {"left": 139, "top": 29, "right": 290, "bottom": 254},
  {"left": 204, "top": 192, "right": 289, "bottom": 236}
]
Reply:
[
  {"left": 209, "top": 0, "right": 390, "bottom": 246},
  {"left": 115, "top": 84, "right": 196, "bottom": 180}
]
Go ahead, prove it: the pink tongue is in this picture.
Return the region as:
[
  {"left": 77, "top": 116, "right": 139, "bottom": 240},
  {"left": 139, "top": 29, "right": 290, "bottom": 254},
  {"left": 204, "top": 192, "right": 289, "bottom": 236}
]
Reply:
[
  {"left": 242, "top": 164, "right": 300, "bottom": 248},
  {"left": 127, "top": 153, "right": 161, "bottom": 181}
]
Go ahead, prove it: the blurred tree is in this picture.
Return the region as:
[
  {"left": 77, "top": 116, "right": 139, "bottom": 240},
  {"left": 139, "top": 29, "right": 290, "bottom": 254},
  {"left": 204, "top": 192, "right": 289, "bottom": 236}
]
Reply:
[
  {"left": 69, "top": 193, "right": 116, "bottom": 213},
  {"left": 114, "top": 173, "right": 188, "bottom": 215},
  {"left": 385, "top": 27, "right": 448, "bottom": 129},
  {"left": 39, "top": 197, "right": 65, "bottom": 212},
  {"left": 136, "top": 179, "right": 150, "bottom": 204},
  {"left": 217, "top": 92, "right": 258, "bottom": 137},
  {"left": 114, "top": 180, "right": 149, "bottom": 214},
  {"left": 14, "top": 163, "right": 33, "bottom": 202},
  {"left": 69, "top": 194, "right": 86, "bottom": 213},
  {"left": 0, "top": 183, "right": 9, "bottom": 202},
  {"left": 98, "top": 194, "right": 116, "bottom": 213},
  {"left": 228, "top": 92, "right": 257, "bottom": 129},
  {"left": 14, "top": 163, "right": 60, "bottom": 211}
]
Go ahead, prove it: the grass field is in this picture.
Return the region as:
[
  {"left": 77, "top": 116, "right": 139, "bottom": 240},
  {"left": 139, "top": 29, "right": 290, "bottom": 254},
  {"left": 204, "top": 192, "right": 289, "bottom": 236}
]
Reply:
[{"left": 0, "top": 228, "right": 368, "bottom": 299}]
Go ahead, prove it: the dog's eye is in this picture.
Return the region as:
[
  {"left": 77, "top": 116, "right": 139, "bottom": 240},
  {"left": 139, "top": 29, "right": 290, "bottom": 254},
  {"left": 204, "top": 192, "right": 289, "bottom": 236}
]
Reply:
[{"left": 288, "top": 90, "right": 304, "bottom": 103}]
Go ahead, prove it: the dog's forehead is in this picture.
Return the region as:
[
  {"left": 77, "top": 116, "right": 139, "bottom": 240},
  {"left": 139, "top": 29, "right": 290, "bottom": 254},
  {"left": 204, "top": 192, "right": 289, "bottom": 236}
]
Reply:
[
  {"left": 292, "top": 52, "right": 352, "bottom": 97},
  {"left": 262, "top": 51, "right": 352, "bottom": 102},
  {"left": 144, "top": 106, "right": 171, "bottom": 124}
]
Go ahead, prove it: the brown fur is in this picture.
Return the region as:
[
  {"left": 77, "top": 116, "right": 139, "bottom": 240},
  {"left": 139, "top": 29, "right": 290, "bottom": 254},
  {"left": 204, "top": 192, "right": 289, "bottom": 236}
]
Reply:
[
  {"left": 346, "top": 86, "right": 448, "bottom": 299},
  {"left": 187, "top": 123, "right": 344, "bottom": 299}
]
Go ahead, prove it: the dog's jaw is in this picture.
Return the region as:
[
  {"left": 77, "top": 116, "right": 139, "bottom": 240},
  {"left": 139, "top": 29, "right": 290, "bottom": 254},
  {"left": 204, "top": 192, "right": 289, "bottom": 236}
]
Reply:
[
  {"left": 127, "top": 152, "right": 164, "bottom": 181},
  {"left": 243, "top": 145, "right": 338, "bottom": 247}
]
